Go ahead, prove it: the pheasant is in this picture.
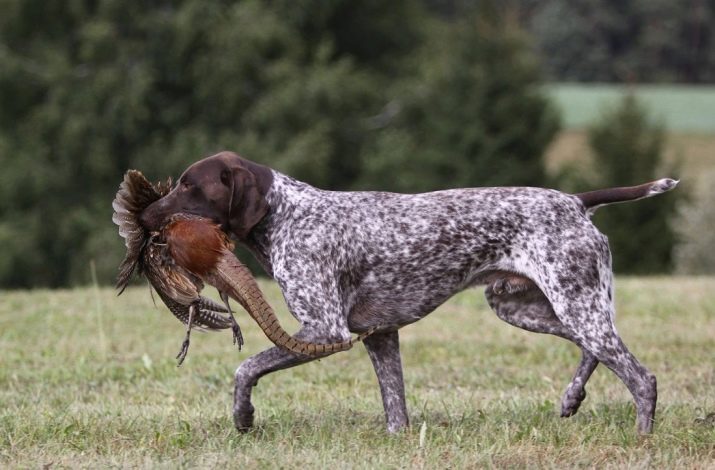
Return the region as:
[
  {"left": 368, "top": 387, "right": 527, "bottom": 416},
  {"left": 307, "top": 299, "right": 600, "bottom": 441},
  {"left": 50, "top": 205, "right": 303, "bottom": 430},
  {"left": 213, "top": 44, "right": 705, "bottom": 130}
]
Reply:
[
  {"left": 114, "top": 170, "right": 375, "bottom": 365},
  {"left": 113, "top": 170, "right": 241, "bottom": 365},
  {"left": 160, "top": 213, "right": 377, "bottom": 357}
]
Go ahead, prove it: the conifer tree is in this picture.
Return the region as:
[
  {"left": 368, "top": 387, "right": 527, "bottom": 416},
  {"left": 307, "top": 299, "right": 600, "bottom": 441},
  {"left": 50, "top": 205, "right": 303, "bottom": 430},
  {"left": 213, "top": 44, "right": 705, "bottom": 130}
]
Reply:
[
  {"left": 589, "top": 94, "right": 679, "bottom": 273},
  {"left": 359, "top": 1, "right": 559, "bottom": 192}
]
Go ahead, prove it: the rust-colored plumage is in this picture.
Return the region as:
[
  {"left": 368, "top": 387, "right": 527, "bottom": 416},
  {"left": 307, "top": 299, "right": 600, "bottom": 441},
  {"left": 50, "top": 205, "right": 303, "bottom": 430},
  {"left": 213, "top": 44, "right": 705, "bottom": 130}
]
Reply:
[
  {"left": 112, "top": 171, "right": 241, "bottom": 365},
  {"left": 114, "top": 170, "right": 374, "bottom": 364},
  {"left": 163, "top": 215, "right": 376, "bottom": 356},
  {"left": 164, "top": 216, "right": 231, "bottom": 277}
]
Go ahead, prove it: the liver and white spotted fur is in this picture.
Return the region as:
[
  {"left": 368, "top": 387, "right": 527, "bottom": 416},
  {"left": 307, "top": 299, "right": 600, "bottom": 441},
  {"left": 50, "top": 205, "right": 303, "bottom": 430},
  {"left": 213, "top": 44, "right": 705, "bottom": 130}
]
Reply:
[
  {"left": 140, "top": 152, "right": 676, "bottom": 435},
  {"left": 237, "top": 171, "right": 666, "bottom": 435}
]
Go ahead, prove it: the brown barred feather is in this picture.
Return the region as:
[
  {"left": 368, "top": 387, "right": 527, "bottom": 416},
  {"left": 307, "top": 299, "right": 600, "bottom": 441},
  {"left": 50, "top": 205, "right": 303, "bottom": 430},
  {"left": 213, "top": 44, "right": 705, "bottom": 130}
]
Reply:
[
  {"left": 112, "top": 170, "right": 233, "bottom": 331},
  {"left": 210, "top": 252, "right": 376, "bottom": 356},
  {"left": 161, "top": 216, "right": 377, "bottom": 356},
  {"left": 112, "top": 170, "right": 165, "bottom": 293}
]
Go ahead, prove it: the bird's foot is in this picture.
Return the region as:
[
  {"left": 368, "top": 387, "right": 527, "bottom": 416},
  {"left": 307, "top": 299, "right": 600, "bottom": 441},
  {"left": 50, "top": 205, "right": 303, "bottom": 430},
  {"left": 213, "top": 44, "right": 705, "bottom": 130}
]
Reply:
[
  {"left": 220, "top": 290, "right": 244, "bottom": 351},
  {"left": 176, "top": 337, "right": 191, "bottom": 366},
  {"left": 231, "top": 319, "right": 244, "bottom": 351}
]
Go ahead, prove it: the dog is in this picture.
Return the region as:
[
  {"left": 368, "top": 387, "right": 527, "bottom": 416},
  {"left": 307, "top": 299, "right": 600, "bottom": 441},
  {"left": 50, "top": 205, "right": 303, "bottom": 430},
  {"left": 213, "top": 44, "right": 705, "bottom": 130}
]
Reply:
[{"left": 140, "top": 151, "right": 677, "bottom": 434}]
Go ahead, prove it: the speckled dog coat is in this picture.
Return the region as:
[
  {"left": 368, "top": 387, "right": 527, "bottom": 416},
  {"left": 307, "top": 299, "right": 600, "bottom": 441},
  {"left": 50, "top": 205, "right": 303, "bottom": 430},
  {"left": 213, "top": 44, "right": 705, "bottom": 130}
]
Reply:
[{"left": 139, "top": 152, "right": 677, "bottom": 435}]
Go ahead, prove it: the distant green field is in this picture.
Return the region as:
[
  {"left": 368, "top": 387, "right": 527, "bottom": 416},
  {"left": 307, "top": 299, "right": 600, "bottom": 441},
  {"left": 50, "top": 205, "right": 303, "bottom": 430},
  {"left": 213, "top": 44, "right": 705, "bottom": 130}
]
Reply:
[
  {"left": 1, "top": 278, "right": 714, "bottom": 467},
  {"left": 546, "top": 84, "right": 715, "bottom": 133}
]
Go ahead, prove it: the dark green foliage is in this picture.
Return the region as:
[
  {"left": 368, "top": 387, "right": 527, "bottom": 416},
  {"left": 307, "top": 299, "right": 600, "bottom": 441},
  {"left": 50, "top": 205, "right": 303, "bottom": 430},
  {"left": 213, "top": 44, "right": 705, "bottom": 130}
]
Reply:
[
  {"left": 0, "top": 0, "right": 421, "bottom": 287},
  {"left": 358, "top": 3, "right": 560, "bottom": 192},
  {"left": 674, "top": 171, "right": 715, "bottom": 274},
  {"left": 0, "top": 0, "right": 563, "bottom": 287},
  {"left": 588, "top": 94, "right": 680, "bottom": 273},
  {"left": 520, "top": 0, "right": 715, "bottom": 83},
  {"left": 0, "top": 0, "right": 691, "bottom": 285}
]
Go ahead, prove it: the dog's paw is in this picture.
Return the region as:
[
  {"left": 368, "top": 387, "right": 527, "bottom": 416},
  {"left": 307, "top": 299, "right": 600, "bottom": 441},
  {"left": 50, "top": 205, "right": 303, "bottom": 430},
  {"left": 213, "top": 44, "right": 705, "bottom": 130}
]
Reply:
[
  {"left": 560, "top": 387, "right": 587, "bottom": 417},
  {"left": 233, "top": 405, "right": 255, "bottom": 432}
]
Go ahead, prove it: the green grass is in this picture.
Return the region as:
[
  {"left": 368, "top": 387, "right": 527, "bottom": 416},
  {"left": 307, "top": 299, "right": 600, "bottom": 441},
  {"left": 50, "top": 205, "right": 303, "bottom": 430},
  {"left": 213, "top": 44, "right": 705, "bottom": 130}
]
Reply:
[
  {"left": 2, "top": 278, "right": 714, "bottom": 468},
  {"left": 546, "top": 84, "right": 715, "bottom": 132}
]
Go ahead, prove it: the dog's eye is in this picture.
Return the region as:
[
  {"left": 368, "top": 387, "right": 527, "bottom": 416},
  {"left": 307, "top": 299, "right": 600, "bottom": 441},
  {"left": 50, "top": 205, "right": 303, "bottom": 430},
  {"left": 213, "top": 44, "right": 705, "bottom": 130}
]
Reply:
[{"left": 220, "top": 169, "right": 232, "bottom": 186}]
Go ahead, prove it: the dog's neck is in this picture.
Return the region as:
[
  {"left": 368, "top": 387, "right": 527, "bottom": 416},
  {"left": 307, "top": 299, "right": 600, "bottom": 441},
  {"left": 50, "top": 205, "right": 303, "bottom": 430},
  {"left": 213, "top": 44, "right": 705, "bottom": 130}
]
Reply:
[{"left": 241, "top": 171, "right": 324, "bottom": 278}]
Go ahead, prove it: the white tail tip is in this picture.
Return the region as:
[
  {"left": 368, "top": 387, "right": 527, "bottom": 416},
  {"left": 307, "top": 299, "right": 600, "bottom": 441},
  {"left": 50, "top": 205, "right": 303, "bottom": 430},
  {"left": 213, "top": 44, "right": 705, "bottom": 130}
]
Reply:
[{"left": 649, "top": 178, "right": 679, "bottom": 195}]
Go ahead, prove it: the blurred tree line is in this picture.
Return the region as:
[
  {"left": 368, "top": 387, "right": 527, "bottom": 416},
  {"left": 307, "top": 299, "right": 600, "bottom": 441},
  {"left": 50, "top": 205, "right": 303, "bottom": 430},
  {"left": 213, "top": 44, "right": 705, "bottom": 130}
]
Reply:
[
  {"left": 0, "top": 0, "right": 683, "bottom": 288},
  {"left": 430, "top": 0, "right": 715, "bottom": 82},
  {"left": 517, "top": 0, "right": 715, "bottom": 83},
  {"left": 0, "top": 0, "right": 559, "bottom": 287}
]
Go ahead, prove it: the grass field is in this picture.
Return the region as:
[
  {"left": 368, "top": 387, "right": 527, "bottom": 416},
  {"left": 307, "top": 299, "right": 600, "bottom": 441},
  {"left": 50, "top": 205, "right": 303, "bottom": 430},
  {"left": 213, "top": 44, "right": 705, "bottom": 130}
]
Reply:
[
  {"left": 546, "top": 84, "right": 715, "bottom": 133},
  {"left": 1, "top": 278, "right": 714, "bottom": 468}
]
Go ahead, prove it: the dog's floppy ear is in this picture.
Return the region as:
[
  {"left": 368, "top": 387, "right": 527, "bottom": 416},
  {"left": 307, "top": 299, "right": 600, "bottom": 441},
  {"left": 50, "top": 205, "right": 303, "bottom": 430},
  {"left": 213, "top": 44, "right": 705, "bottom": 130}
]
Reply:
[{"left": 224, "top": 160, "right": 272, "bottom": 239}]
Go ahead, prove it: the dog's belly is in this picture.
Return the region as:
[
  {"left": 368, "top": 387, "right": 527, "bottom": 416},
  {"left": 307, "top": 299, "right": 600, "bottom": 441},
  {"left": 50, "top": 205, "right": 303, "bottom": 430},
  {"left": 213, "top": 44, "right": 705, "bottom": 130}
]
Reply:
[
  {"left": 346, "top": 260, "right": 540, "bottom": 332},
  {"left": 346, "top": 263, "right": 487, "bottom": 331},
  {"left": 347, "top": 290, "right": 453, "bottom": 331}
]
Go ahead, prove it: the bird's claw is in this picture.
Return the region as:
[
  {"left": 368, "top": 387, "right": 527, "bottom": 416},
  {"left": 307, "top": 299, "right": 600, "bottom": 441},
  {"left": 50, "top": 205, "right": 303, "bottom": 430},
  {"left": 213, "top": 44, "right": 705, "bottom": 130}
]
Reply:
[
  {"left": 176, "top": 338, "right": 190, "bottom": 366},
  {"left": 220, "top": 290, "right": 244, "bottom": 351},
  {"left": 232, "top": 321, "right": 244, "bottom": 351}
]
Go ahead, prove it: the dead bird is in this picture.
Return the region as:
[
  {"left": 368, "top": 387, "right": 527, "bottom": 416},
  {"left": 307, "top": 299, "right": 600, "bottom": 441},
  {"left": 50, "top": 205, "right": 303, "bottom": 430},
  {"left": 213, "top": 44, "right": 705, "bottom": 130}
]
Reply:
[
  {"left": 160, "top": 214, "right": 376, "bottom": 356},
  {"left": 113, "top": 170, "right": 372, "bottom": 364},
  {"left": 112, "top": 170, "right": 242, "bottom": 365}
]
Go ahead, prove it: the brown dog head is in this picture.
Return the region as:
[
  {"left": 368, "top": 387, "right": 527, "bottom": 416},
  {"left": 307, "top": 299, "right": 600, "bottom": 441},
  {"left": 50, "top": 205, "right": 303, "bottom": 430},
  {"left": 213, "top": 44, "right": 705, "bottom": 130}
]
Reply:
[{"left": 140, "top": 152, "right": 273, "bottom": 239}]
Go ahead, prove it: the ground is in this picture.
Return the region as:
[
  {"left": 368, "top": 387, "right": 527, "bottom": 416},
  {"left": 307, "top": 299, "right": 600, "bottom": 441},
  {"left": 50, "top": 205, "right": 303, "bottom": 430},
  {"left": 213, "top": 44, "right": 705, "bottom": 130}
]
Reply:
[{"left": 1, "top": 277, "right": 714, "bottom": 467}]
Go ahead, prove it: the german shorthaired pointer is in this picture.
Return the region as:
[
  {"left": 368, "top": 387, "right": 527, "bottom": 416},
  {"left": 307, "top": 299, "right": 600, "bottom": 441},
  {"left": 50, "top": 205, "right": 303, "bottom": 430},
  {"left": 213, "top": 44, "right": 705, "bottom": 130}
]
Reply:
[{"left": 140, "top": 151, "right": 678, "bottom": 435}]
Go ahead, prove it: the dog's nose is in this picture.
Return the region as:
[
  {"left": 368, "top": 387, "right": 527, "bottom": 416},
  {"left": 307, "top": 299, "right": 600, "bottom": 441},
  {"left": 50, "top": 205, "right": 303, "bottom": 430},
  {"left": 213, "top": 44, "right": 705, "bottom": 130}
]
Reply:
[{"left": 140, "top": 197, "right": 168, "bottom": 231}]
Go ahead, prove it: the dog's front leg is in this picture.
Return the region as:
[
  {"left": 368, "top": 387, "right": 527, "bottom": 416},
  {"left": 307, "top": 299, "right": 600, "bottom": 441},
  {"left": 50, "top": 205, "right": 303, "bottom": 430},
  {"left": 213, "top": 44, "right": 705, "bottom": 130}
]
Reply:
[
  {"left": 233, "top": 326, "right": 341, "bottom": 431},
  {"left": 233, "top": 346, "right": 312, "bottom": 431},
  {"left": 363, "top": 330, "right": 409, "bottom": 433}
]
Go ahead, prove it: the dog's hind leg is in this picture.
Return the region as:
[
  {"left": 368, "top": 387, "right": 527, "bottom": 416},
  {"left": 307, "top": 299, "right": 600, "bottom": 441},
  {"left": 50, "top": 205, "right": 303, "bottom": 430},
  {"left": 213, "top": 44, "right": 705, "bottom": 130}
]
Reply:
[
  {"left": 542, "top": 276, "right": 656, "bottom": 433},
  {"left": 560, "top": 349, "right": 598, "bottom": 417},
  {"left": 485, "top": 285, "right": 599, "bottom": 418},
  {"left": 559, "top": 312, "right": 656, "bottom": 434},
  {"left": 575, "top": 323, "right": 657, "bottom": 434}
]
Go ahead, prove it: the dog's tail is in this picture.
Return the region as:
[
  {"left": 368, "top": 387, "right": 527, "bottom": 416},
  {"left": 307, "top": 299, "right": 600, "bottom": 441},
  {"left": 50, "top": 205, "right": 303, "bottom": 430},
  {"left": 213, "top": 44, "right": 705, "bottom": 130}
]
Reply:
[{"left": 576, "top": 178, "right": 679, "bottom": 216}]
